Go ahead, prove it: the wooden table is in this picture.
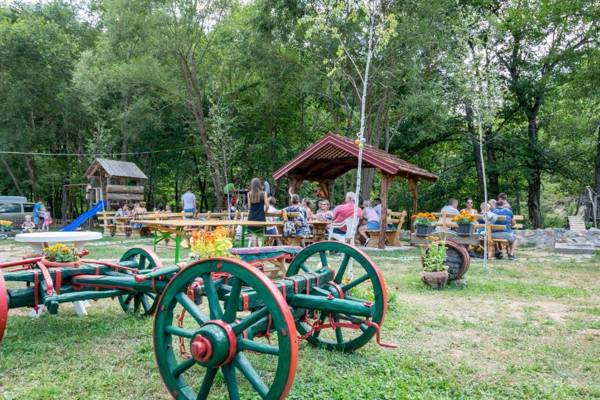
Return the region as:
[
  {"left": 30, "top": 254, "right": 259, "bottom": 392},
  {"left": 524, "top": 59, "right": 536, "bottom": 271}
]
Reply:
[
  {"left": 410, "top": 224, "right": 507, "bottom": 247},
  {"left": 137, "top": 219, "right": 284, "bottom": 263},
  {"left": 308, "top": 220, "right": 329, "bottom": 242}
]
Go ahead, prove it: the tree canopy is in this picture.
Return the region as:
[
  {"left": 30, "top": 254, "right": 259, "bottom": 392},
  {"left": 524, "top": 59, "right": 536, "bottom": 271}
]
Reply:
[{"left": 0, "top": 0, "right": 598, "bottom": 227}]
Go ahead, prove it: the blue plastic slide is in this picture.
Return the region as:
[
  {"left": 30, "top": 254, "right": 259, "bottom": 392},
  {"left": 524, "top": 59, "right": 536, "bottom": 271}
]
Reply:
[{"left": 61, "top": 200, "right": 108, "bottom": 232}]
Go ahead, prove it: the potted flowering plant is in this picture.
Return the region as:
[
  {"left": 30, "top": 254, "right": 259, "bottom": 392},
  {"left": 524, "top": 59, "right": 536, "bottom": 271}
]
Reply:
[
  {"left": 413, "top": 212, "right": 436, "bottom": 236},
  {"left": 451, "top": 210, "right": 477, "bottom": 236},
  {"left": 190, "top": 227, "right": 234, "bottom": 259},
  {"left": 43, "top": 243, "right": 80, "bottom": 267},
  {"left": 0, "top": 220, "right": 12, "bottom": 232},
  {"left": 420, "top": 237, "right": 448, "bottom": 289}
]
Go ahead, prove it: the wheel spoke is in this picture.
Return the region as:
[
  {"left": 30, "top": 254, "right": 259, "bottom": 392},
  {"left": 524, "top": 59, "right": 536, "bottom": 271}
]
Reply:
[
  {"left": 312, "top": 312, "right": 328, "bottom": 339},
  {"left": 133, "top": 296, "right": 141, "bottom": 313},
  {"left": 123, "top": 294, "right": 134, "bottom": 307},
  {"left": 233, "top": 307, "right": 269, "bottom": 334},
  {"left": 202, "top": 273, "right": 223, "bottom": 319},
  {"left": 238, "top": 338, "right": 279, "bottom": 355},
  {"left": 222, "top": 365, "right": 240, "bottom": 400},
  {"left": 165, "top": 325, "right": 195, "bottom": 338},
  {"left": 224, "top": 277, "right": 242, "bottom": 323},
  {"left": 141, "top": 295, "right": 150, "bottom": 313},
  {"left": 196, "top": 367, "right": 218, "bottom": 400},
  {"left": 334, "top": 254, "right": 350, "bottom": 283},
  {"left": 147, "top": 293, "right": 156, "bottom": 300},
  {"left": 319, "top": 251, "right": 328, "bottom": 268},
  {"left": 342, "top": 274, "right": 370, "bottom": 292},
  {"left": 333, "top": 315, "right": 344, "bottom": 346},
  {"left": 173, "top": 357, "right": 195, "bottom": 377},
  {"left": 299, "top": 263, "right": 309, "bottom": 273},
  {"left": 234, "top": 353, "right": 269, "bottom": 398},
  {"left": 176, "top": 292, "right": 209, "bottom": 325},
  {"left": 138, "top": 255, "right": 147, "bottom": 270}
]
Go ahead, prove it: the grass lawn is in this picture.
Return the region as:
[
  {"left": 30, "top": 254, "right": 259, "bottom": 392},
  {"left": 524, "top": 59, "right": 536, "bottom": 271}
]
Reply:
[{"left": 1, "top": 236, "right": 599, "bottom": 399}]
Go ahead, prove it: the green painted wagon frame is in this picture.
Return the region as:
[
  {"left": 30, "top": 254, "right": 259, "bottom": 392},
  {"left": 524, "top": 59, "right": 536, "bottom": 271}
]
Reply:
[{"left": 0, "top": 241, "right": 393, "bottom": 399}]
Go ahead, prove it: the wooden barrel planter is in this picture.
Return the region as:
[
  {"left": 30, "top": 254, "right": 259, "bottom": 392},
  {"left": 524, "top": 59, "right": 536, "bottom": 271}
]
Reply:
[{"left": 422, "top": 239, "right": 470, "bottom": 281}]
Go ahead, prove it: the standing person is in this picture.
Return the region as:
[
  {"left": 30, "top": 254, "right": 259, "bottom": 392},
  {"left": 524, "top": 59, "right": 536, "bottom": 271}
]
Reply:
[
  {"left": 461, "top": 197, "right": 477, "bottom": 216},
  {"left": 247, "top": 178, "right": 269, "bottom": 245},
  {"left": 32, "top": 199, "right": 44, "bottom": 229},
  {"left": 42, "top": 208, "right": 53, "bottom": 232},
  {"left": 492, "top": 200, "right": 518, "bottom": 259},
  {"left": 181, "top": 187, "right": 197, "bottom": 219}
]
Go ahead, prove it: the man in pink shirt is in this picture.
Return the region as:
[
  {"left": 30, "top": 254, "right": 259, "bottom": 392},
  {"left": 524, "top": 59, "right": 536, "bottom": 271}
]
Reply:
[{"left": 332, "top": 192, "right": 362, "bottom": 234}]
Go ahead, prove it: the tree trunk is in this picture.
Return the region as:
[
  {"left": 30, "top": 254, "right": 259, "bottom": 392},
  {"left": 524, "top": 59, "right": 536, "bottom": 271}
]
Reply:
[
  {"left": 1, "top": 156, "right": 24, "bottom": 195},
  {"left": 595, "top": 122, "right": 600, "bottom": 195},
  {"left": 526, "top": 113, "right": 542, "bottom": 228},
  {"left": 485, "top": 126, "right": 499, "bottom": 197},
  {"left": 466, "top": 104, "right": 485, "bottom": 200},
  {"left": 178, "top": 55, "right": 225, "bottom": 209}
]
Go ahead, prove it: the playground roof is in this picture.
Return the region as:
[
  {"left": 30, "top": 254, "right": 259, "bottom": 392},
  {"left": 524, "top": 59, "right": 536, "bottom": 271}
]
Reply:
[
  {"left": 86, "top": 158, "right": 148, "bottom": 180},
  {"left": 272, "top": 132, "right": 437, "bottom": 182}
]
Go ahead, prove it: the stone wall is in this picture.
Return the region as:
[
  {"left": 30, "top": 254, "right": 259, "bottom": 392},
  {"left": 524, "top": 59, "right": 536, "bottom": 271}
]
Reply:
[{"left": 517, "top": 228, "right": 600, "bottom": 249}]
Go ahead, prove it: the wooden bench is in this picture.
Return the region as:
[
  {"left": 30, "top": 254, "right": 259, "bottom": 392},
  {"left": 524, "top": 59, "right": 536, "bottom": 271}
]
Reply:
[{"left": 366, "top": 210, "right": 406, "bottom": 247}]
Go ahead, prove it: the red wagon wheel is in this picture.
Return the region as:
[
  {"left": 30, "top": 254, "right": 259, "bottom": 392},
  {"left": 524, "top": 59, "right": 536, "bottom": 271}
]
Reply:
[
  {"left": 118, "top": 247, "right": 162, "bottom": 315},
  {"left": 0, "top": 269, "right": 8, "bottom": 343},
  {"left": 443, "top": 239, "right": 470, "bottom": 281},
  {"left": 153, "top": 258, "right": 298, "bottom": 400}
]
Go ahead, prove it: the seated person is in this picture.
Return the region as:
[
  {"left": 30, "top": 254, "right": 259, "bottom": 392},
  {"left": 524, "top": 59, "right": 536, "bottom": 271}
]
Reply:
[
  {"left": 21, "top": 215, "right": 35, "bottom": 233},
  {"left": 491, "top": 200, "right": 518, "bottom": 260},
  {"left": 358, "top": 200, "right": 379, "bottom": 246},
  {"left": 302, "top": 198, "right": 313, "bottom": 220},
  {"left": 437, "top": 198, "right": 459, "bottom": 232},
  {"left": 315, "top": 199, "right": 334, "bottom": 222},
  {"left": 461, "top": 197, "right": 477, "bottom": 216},
  {"left": 475, "top": 202, "right": 497, "bottom": 235},
  {"left": 331, "top": 192, "right": 362, "bottom": 239},
  {"left": 497, "top": 192, "right": 512, "bottom": 209},
  {"left": 265, "top": 196, "right": 279, "bottom": 235},
  {"left": 284, "top": 194, "right": 311, "bottom": 237}
]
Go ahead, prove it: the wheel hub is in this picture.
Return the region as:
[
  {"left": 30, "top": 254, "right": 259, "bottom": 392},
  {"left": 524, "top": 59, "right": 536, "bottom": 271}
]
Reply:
[{"left": 190, "top": 320, "right": 237, "bottom": 367}]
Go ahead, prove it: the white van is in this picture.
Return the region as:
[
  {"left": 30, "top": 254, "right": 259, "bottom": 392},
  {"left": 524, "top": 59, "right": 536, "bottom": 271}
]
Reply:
[{"left": 0, "top": 196, "right": 35, "bottom": 227}]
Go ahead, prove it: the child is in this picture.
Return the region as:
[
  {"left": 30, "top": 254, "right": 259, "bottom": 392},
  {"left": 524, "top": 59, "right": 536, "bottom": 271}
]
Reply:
[
  {"left": 42, "top": 209, "right": 53, "bottom": 231},
  {"left": 21, "top": 215, "right": 35, "bottom": 233}
]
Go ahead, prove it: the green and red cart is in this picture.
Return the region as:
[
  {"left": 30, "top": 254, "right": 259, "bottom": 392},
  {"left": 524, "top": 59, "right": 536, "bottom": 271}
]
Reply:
[{"left": 0, "top": 240, "right": 393, "bottom": 399}]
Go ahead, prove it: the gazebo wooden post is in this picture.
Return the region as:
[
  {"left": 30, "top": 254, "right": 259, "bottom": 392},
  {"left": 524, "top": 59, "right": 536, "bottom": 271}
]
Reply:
[
  {"left": 408, "top": 178, "right": 418, "bottom": 231},
  {"left": 378, "top": 173, "right": 393, "bottom": 249}
]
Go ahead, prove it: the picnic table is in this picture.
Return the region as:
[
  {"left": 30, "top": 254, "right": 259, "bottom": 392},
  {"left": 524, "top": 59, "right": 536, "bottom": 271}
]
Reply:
[{"left": 137, "top": 219, "right": 284, "bottom": 263}]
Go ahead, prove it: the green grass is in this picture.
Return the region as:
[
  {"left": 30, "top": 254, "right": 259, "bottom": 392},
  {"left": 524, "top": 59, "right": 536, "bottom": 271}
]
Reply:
[{"left": 1, "top": 238, "right": 599, "bottom": 399}]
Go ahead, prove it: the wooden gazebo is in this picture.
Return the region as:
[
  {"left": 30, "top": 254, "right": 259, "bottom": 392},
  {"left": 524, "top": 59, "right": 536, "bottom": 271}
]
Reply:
[{"left": 272, "top": 132, "right": 437, "bottom": 248}]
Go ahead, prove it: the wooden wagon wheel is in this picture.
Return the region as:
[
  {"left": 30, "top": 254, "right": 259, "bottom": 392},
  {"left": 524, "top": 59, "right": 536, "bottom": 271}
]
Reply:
[
  {"left": 118, "top": 247, "right": 162, "bottom": 315},
  {"left": 153, "top": 258, "right": 298, "bottom": 400},
  {"left": 443, "top": 240, "right": 470, "bottom": 281},
  {"left": 0, "top": 269, "right": 8, "bottom": 343},
  {"left": 286, "top": 241, "right": 387, "bottom": 353}
]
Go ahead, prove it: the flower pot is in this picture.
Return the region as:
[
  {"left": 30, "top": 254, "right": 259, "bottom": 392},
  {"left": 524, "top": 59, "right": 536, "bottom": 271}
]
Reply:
[
  {"left": 421, "top": 270, "right": 449, "bottom": 289},
  {"left": 456, "top": 223, "right": 474, "bottom": 236},
  {"left": 42, "top": 257, "right": 81, "bottom": 268},
  {"left": 415, "top": 224, "right": 435, "bottom": 237}
]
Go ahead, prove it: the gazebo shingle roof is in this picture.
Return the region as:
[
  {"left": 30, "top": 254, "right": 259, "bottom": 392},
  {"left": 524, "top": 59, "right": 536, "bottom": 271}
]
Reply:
[{"left": 273, "top": 132, "right": 437, "bottom": 181}]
